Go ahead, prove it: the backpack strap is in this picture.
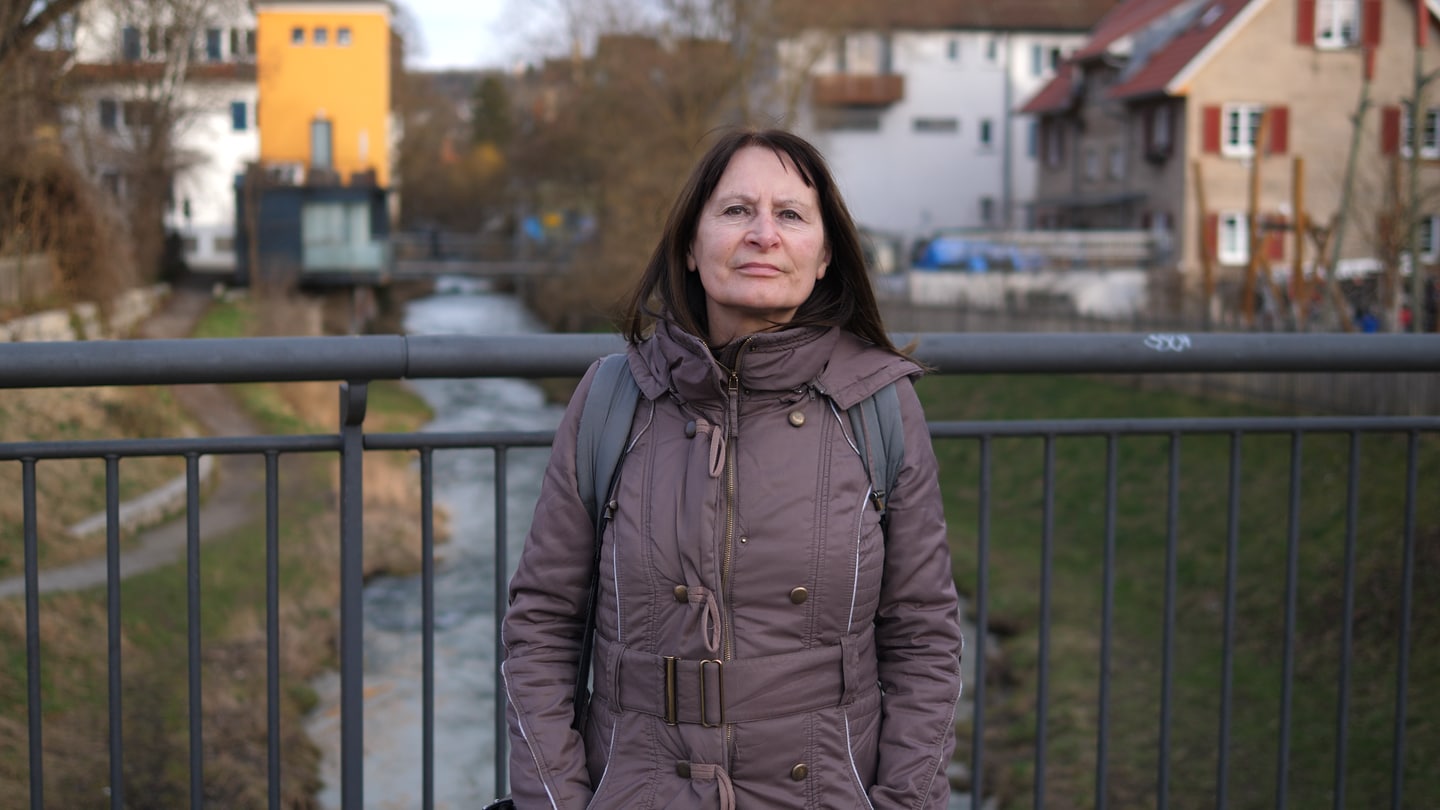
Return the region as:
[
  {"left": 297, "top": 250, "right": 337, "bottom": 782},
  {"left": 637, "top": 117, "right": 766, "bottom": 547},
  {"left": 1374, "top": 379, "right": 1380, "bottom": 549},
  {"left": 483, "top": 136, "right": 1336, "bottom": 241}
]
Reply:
[
  {"left": 571, "top": 352, "right": 640, "bottom": 730},
  {"left": 575, "top": 353, "right": 641, "bottom": 523},
  {"left": 847, "top": 382, "right": 905, "bottom": 525}
]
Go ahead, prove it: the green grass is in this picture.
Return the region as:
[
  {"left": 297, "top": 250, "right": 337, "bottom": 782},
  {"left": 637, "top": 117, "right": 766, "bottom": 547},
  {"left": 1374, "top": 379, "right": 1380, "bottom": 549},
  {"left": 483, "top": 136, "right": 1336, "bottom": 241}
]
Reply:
[
  {"left": 0, "top": 294, "right": 436, "bottom": 804},
  {"left": 918, "top": 374, "right": 1440, "bottom": 810}
]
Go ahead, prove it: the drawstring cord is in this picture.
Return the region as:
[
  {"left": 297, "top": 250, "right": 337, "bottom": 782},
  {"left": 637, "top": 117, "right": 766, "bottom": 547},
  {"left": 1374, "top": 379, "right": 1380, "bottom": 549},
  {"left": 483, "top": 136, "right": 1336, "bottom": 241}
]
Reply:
[{"left": 686, "top": 763, "right": 737, "bottom": 810}]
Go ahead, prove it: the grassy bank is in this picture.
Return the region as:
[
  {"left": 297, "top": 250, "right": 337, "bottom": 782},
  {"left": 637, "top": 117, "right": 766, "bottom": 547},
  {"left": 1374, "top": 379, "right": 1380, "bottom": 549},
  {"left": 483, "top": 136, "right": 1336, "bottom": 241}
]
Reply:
[
  {"left": 917, "top": 373, "right": 1439, "bottom": 809},
  {"left": 0, "top": 295, "right": 436, "bottom": 806}
]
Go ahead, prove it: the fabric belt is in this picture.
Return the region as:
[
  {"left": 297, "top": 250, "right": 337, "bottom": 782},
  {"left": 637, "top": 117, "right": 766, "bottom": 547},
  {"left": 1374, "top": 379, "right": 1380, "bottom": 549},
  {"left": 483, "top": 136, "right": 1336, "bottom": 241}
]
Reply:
[{"left": 592, "top": 632, "right": 876, "bottom": 726}]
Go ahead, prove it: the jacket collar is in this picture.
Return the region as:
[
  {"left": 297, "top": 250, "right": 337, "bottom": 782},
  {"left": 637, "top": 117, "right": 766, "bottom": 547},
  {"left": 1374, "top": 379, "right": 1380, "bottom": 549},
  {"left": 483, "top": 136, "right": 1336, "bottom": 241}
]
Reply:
[{"left": 628, "top": 318, "right": 920, "bottom": 410}]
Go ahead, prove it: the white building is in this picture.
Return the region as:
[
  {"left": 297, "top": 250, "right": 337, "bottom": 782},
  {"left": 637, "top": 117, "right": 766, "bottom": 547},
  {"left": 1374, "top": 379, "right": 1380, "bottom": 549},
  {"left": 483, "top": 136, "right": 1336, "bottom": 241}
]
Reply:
[
  {"left": 66, "top": 0, "right": 258, "bottom": 273},
  {"left": 778, "top": 4, "right": 1114, "bottom": 248}
]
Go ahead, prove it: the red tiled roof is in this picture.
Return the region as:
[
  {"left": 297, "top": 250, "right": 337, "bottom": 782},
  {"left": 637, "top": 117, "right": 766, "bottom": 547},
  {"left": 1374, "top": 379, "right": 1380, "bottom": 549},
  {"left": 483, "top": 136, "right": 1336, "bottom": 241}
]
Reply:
[
  {"left": 773, "top": 0, "right": 1118, "bottom": 33},
  {"left": 1021, "top": 0, "right": 1252, "bottom": 114},
  {"left": 1108, "top": 0, "right": 1254, "bottom": 100}
]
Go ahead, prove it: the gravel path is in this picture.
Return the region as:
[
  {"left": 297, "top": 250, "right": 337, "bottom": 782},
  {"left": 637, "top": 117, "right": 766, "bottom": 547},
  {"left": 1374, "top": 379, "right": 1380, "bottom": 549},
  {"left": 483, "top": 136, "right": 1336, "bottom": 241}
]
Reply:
[{"left": 0, "top": 286, "right": 265, "bottom": 599}]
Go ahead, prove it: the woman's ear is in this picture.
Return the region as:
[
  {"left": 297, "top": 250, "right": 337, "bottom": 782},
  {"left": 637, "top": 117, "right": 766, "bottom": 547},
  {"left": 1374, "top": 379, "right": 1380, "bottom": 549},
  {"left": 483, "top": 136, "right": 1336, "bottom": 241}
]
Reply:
[{"left": 686, "top": 251, "right": 697, "bottom": 272}]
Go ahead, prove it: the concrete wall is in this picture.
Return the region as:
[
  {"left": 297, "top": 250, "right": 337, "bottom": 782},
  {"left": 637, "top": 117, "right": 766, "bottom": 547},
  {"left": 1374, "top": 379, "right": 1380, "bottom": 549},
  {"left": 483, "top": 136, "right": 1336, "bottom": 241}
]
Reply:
[{"left": 0, "top": 284, "right": 169, "bottom": 342}]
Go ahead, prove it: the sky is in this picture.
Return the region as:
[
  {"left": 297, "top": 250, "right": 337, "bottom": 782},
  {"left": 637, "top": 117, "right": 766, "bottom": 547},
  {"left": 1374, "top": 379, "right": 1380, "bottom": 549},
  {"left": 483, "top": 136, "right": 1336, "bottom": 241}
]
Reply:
[{"left": 400, "top": 0, "right": 514, "bottom": 71}]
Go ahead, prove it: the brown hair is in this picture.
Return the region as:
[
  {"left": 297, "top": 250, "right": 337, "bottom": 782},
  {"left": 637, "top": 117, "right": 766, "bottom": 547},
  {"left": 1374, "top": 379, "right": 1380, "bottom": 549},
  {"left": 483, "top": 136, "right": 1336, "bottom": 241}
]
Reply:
[{"left": 621, "top": 127, "right": 904, "bottom": 356}]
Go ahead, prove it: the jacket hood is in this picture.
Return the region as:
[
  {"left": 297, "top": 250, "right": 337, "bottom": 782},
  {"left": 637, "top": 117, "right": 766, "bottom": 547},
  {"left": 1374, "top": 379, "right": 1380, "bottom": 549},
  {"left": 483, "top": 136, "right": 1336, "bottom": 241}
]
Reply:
[{"left": 628, "top": 318, "right": 921, "bottom": 410}]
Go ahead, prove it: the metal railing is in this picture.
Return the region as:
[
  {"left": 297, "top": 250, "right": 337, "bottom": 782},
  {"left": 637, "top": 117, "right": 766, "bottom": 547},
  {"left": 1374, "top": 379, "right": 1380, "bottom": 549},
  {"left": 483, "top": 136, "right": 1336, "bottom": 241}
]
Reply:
[{"left": 1, "top": 332, "right": 1437, "bottom": 810}]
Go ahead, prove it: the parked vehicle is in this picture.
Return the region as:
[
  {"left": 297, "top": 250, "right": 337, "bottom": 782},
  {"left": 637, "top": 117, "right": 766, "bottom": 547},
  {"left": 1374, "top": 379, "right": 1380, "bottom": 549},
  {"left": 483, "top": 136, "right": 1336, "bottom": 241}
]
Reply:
[{"left": 911, "top": 236, "right": 1045, "bottom": 273}]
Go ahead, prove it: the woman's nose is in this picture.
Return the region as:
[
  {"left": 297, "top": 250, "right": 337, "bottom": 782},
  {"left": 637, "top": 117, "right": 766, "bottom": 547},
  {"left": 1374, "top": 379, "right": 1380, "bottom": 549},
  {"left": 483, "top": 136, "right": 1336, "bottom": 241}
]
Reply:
[{"left": 747, "top": 215, "right": 780, "bottom": 247}]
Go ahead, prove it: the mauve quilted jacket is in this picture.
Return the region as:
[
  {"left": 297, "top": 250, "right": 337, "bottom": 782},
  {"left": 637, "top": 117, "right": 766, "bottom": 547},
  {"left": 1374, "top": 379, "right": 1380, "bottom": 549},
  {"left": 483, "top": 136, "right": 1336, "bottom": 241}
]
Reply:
[{"left": 502, "top": 321, "right": 963, "bottom": 809}]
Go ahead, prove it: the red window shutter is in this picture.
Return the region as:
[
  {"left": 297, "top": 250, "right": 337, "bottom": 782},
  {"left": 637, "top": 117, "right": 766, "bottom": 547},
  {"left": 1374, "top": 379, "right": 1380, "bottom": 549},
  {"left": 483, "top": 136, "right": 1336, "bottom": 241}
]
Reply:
[
  {"left": 1202, "top": 105, "right": 1222, "bottom": 154},
  {"left": 1268, "top": 106, "right": 1289, "bottom": 154},
  {"left": 1297, "top": 0, "right": 1317, "bottom": 45},
  {"left": 1382, "top": 105, "right": 1402, "bottom": 155},
  {"left": 1266, "top": 219, "right": 1286, "bottom": 260},
  {"left": 1204, "top": 213, "right": 1219, "bottom": 259},
  {"left": 1362, "top": 0, "right": 1383, "bottom": 49}
]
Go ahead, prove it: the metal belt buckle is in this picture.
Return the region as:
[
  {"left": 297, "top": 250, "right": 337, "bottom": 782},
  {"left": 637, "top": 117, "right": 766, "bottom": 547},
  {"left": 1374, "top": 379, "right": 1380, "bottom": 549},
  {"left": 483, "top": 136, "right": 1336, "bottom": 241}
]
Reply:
[
  {"left": 699, "top": 659, "right": 724, "bottom": 728},
  {"left": 664, "top": 656, "right": 679, "bottom": 725}
]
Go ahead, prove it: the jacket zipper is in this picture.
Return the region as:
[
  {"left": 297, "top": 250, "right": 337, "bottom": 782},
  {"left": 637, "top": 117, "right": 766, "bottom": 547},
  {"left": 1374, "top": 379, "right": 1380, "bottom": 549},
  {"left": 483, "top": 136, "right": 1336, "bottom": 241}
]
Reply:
[{"left": 719, "top": 337, "right": 751, "bottom": 765}]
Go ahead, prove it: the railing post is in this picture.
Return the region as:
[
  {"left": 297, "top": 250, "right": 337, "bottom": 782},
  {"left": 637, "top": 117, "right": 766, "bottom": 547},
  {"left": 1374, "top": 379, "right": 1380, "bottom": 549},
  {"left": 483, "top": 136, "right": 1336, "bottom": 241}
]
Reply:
[{"left": 339, "top": 382, "right": 369, "bottom": 810}]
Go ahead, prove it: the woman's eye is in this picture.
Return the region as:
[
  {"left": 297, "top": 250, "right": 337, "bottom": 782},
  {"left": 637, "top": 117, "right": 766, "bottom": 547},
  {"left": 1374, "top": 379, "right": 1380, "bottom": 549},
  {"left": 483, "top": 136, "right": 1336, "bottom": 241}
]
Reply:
[
  {"left": 779, "top": 210, "right": 802, "bottom": 221},
  {"left": 723, "top": 205, "right": 748, "bottom": 216}
]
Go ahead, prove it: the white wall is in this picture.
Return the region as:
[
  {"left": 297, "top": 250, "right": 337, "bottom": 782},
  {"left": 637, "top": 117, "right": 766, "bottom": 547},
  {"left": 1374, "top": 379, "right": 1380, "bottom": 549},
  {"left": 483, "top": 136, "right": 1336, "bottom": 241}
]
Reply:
[
  {"left": 790, "top": 29, "right": 1085, "bottom": 248},
  {"left": 68, "top": 0, "right": 258, "bottom": 272}
]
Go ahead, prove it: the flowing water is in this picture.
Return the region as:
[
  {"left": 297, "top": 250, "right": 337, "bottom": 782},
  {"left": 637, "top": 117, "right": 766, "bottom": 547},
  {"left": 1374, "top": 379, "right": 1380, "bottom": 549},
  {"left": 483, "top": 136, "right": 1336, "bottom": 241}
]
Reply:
[{"left": 307, "top": 278, "right": 562, "bottom": 808}]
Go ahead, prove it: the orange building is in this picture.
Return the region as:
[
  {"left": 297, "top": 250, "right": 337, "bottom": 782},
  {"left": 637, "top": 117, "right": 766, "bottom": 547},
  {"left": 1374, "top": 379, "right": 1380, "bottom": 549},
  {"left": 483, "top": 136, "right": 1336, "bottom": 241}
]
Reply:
[{"left": 255, "top": 0, "right": 391, "bottom": 187}]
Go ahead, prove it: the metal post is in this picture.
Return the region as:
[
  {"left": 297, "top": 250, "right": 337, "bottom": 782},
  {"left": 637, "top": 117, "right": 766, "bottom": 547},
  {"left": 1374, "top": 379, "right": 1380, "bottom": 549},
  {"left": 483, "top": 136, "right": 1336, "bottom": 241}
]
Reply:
[{"left": 339, "top": 382, "right": 369, "bottom": 809}]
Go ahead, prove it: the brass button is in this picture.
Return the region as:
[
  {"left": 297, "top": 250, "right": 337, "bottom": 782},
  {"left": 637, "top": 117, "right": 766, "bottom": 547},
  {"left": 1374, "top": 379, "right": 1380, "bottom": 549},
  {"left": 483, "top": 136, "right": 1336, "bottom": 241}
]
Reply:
[
  {"left": 790, "top": 763, "right": 808, "bottom": 781},
  {"left": 674, "top": 585, "right": 689, "bottom": 603},
  {"left": 676, "top": 760, "right": 692, "bottom": 778},
  {"left": 788, "top": 410, "right": 806, "bottom": 427},
  {"left": 685, "top": 420, "right": 697, "bottom": 438},
  {"left": 789, "top": 587, "right": 808, "bottom": 605}
]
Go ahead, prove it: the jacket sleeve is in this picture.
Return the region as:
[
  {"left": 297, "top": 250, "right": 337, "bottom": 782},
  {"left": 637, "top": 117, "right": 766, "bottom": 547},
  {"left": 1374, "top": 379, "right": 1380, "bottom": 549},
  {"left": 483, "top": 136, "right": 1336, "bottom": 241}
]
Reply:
[
  {"left": 501, "top": 360, "right": 604, "bottom": 810},
  {"left": 869, "top": 376, "right": 964, "bottom": 810}
]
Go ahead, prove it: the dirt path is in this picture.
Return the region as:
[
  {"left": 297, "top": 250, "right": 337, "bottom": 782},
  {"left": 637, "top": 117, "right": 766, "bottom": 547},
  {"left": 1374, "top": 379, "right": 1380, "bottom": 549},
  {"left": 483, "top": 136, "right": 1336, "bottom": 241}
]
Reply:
[{"left": 0, "top": 286, "right": 266, "bottom": 599}]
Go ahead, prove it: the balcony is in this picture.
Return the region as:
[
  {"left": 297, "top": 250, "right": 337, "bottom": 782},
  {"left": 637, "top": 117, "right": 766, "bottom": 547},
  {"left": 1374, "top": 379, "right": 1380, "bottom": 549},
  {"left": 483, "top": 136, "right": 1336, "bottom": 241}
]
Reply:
[{"left": 811, "top": 73, "right": 904, "bottom": 107}]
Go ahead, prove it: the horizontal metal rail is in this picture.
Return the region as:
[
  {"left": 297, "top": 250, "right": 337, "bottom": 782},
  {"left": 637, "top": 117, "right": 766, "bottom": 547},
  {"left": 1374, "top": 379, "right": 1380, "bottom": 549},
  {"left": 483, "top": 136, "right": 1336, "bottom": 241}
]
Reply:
[
  {"left": 1, "top": 333, "right": 1435, "bottom": 810},
  {"left": 3, "top": 332, "right": 1440, "bottom": 389}
]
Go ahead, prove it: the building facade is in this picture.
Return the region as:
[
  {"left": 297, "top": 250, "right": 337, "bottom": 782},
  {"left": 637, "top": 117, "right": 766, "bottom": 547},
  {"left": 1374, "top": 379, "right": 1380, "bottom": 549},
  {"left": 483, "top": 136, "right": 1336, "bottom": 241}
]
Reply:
[
  {"left": 1023, "top": 0, "right": 1440, "bottom": 304},
  {"left": 778, "top": 3, "right": 1116, "bottom": 245},
  {"left": 66, "top": 0, "right": 259, "bottom": 272}
]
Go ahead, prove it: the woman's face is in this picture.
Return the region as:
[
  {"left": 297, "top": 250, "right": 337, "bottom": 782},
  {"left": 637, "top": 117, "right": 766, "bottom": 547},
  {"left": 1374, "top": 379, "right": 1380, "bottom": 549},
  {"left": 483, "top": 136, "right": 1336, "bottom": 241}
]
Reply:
[{"left": 688, "top": 146, "right": 829, "bottom": 345}]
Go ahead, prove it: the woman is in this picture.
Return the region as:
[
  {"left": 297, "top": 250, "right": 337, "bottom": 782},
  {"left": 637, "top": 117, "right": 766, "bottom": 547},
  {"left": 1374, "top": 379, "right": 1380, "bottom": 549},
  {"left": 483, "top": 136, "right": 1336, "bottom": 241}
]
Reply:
[{"left": 502, "top": 128, "right": 963, "bottom": 809}]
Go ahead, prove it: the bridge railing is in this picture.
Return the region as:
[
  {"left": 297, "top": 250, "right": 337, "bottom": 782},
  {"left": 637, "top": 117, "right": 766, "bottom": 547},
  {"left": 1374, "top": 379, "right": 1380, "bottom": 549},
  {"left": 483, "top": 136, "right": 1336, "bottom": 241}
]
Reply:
[{"left": 1, "top": 332, "right": 1438, "bottom": 810}]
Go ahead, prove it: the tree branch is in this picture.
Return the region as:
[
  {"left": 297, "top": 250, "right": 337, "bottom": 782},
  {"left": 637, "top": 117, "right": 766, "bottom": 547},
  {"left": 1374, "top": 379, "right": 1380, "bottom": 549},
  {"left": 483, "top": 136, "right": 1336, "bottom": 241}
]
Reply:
[{"left": 0, "top": 0, "right": 87, "bottom": 71}]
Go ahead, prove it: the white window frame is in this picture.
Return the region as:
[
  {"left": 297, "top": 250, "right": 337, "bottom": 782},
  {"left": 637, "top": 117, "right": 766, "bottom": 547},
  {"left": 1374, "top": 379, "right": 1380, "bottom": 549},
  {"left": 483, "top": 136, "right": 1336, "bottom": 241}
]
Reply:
[
  {"left": 1218, "top": 212, "right": 1249, "bottom": 265},
  {"left": 1421, "top": 215, "right": 1440, "bottom": 261},
  {"left": 1222, "top": 103, "right": 1264, "bottom": 157},
  {"left": 1401, "top": 106, "right": 1440, "bottom": 159},
  {"left": 1315, "top": 0, "right": 1361, "bottom": 49}
]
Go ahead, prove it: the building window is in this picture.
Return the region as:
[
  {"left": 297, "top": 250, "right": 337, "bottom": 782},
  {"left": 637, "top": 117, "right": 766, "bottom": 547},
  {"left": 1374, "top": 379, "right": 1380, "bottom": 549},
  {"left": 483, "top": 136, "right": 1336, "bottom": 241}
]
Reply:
[
  {"left": 913, "top": 117, "right": 958, "bottom": 134},
  {"left": 121, "top": 25, "right": 141, "bottom": 60},
  {"left": 231, "top": 27, "right": 256, "bottom": 58},
  {"left": 205, "top": 28, "right": 222, "bottom": 60},
  {"left": 1421, "top": 215, "right": 1440, "bottom": 261},
  {"left": 1084, "top": 148, "right": 1100, "bottom": 180},
  {"left": 1223, "top": 103, "right": 1264, "bottom": 157},
  {"left": 1044, "top": 120, "right": 1065, "bottom": 168},
  {"left": 231, "top": 101, "right": 247, "bottom": 132},
  {"left": 1402, "top": 105, "right": 1440, "bottom": 158},
  {"left": 980, "top": 196, "right": 995, "bottom": 225},
  {"left": 979, "top": 118, "right": 993, "bottom": 147},
  {"left": 1316, "top": 0, "right": 1361, "bottom": 48},
  {"left": 1108, "top": 146, "right": 1126, "bottom": 179},
  {"left": 947, "top": 39, "right": 959, "bottom": 61},
  {"left": 1027, "top": 120, "right": 1038, "bottom": 157},
  {"left": 337, "top": 27, "right": 352, "bottom": 46},
  {"left": 291, "top": 26, "right": 304, "bottom": 45},
  {"left": 1219, "top": 212, "right": 1249, "bottom": 265},
  {"left": 1149, "top": 103, "right": 1173, "bottom": 154},
  {"left": 98, "top": 98, "right": 118, "bottom": 131},
  {"left": 1031, "top": 44, "right": 1044, "bottom": 76},
  {"left": 314, "top": 26, "right": 328, "bottom": 45},
  {"left": 311, "top": 118, "right": 333, "bottom": 170},
  {"left": 814, "top": 107, "right": 882, "bottom": 132}
]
